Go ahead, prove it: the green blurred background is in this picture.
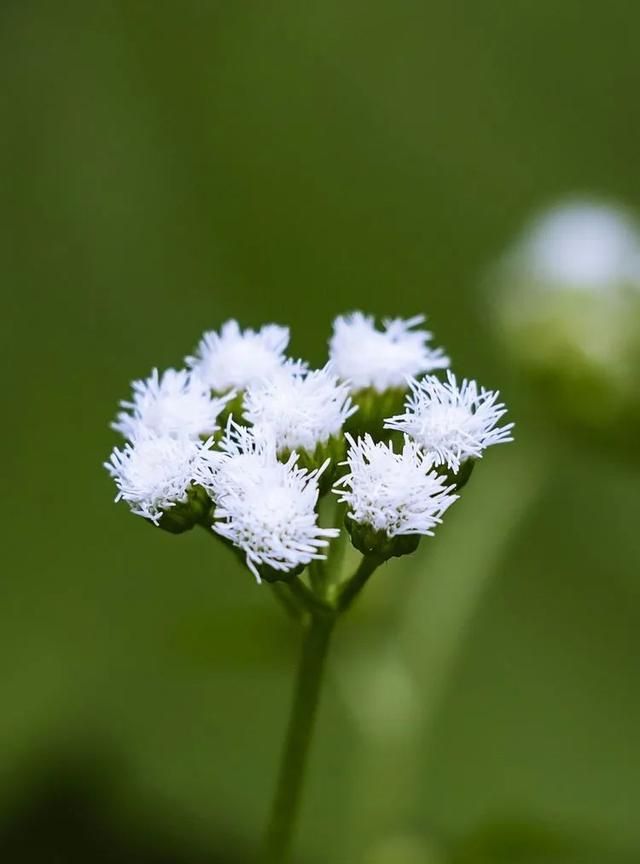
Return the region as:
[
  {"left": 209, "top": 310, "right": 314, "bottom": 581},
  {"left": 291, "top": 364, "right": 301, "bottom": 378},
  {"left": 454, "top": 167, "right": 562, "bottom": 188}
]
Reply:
[{"left": 2, "top": 2, "right": 640, "bottom": 862}]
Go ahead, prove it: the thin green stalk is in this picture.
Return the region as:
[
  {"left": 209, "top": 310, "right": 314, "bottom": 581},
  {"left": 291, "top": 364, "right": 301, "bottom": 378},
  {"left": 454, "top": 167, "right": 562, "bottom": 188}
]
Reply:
[
  {"left": 270, "top": 582, "right": 304, "bottom": 622},
  {"left": 326, "top": 506, "right": 349, "bottom": 586},
  {"left": 263, "top": 610, "right": 335, "bottom": 863},
  {"left": 337, "top": 554, "right": 383, "bottom": 613},
  {"left": 287, "top": 573, "right": 330, "bottom": 615},
  {"left": 307, "top": 557, "right": 326, "bottom": 595},
  {"left": 263, "top": 554, "right": 382, "bottom": 862}
]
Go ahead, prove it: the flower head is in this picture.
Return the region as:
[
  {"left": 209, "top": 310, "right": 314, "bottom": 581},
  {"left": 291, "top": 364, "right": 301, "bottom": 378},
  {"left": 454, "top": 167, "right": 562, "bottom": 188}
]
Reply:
[
  {"left": 113, "top": 368, "right": 230, "bottom": 440},
  {"left": 335, "top": 433, "right": 457, "bottom": 538},
  {"left": 243, "top": 363, "right": 356, "bottom": 453},
  {"left": 210, "top": 447, "right": 338, "bottom": 581},
  {"left": 105, "top": 431, "right": 212, "bottom": 523},
  {"left": 329, "top": 312, "right": 449, "bottom": 393},
  {"left": 186, "top": 320, "right": 290, "bottom": 393},
  {"left": 385, "top": 372, "right": 514, "bottom": 472},
  {"left": 194, "top": 418, "right": 277, "bottom": 500}
]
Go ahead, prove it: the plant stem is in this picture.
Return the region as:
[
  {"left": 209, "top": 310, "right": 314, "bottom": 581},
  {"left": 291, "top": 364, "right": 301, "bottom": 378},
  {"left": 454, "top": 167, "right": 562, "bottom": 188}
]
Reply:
[
  {"left": 263, "top": 610, "right": 335, "bottom": 863},
  {"left": 263, "top": 553, "right": 381, "bottom": 861},
  {"left": 270, "top": 582, "right": 304, "bottom": 622},
  {"left": 287, "top": 573, "right": 330, "bottom": 615},
  {"left": 337, "top": 554, "right": 383, "bottom": 613}
]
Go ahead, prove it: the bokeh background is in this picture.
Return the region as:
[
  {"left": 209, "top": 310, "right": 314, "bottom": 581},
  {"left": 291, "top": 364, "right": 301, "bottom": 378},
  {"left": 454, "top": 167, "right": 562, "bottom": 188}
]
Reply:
[{"left": 2, "top": 2, "right": 640, "bottom": 862}]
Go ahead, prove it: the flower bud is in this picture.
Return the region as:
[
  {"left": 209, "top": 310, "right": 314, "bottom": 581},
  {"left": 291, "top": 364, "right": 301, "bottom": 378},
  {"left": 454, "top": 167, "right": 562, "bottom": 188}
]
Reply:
[{"left": 347, "top": 520, "right": 420, "bottom": 561}]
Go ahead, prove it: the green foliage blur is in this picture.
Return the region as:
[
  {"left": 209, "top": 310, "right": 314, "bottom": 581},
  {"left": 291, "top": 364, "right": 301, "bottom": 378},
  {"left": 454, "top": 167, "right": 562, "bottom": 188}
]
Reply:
[{"left": 2, "top": 2, "right": 639, "bottom": 862}]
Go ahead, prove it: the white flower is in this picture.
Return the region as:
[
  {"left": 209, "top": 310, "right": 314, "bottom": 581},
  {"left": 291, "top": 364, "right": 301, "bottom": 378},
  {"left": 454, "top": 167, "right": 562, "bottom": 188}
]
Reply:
[
  {"left": 519, "top": 201, "right": 640, "bottom": 292},
  {"left": 335, "top": 433, "right": 457, "bottom": 537},
  {"left": 211, "top": 449, "right": 339, "bottom": 582},
  {"left": 186, "top": 319, "right": 291, "bottom": 392},
  {"left": 385, "top": 372, "right": 514, "bottom": 472},
  {"left": 194, "top": 418, "right": 277, "bottom": 500},
  {"left": 329, "top": 312, "right": 449, "bottom": 393},
  {"left": 194, "top": 420, "right": 339, "bottom": 580},
  {"left": 113, "top": 368, "right": 231, "bottom": 440},
  {"left": 105, "top": 431, "right": 212, "bottom": 523},
  {"left": 243, "top": 363, "right": 357, "bottom": 453}
]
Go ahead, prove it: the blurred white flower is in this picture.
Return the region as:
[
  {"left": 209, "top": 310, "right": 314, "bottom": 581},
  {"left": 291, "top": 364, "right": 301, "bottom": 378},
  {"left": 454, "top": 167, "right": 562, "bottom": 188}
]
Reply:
[
  {"left": 113, "top": 367, "right": 231, "bottom": 440},
  {"left": 385, "top": 372, "right": 513, "bottom": 472},
  {"left": 329, "top": 312, "right": 449, "bottom": 393},
  {"left": 211, "top": 448, "right": 339, "bottom": 581},
  {"left": 186, "top": 319, "right": 290, "bottom": 392},
  {"left": 335, "top": 434, "right": 457, "bottom": 537},
  {"left": 519, "top": 201, "right": 640, "bottom": 292},
  {"left": 491, "top": 200, "right": 640, "bottom": 450},
  {"left": 105, "top": 431, "right": 212, "bottom": 523},
  {"left": 243, "top": 363, "right": 356, "bottom": 453}
]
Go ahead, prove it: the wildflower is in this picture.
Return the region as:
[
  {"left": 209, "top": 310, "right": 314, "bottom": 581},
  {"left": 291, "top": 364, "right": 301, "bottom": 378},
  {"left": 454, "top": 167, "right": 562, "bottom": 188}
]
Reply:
[
  {"left": 194, "top": 418, "right": 277, "bottom": 501},
  {"left": 113, "top": 368, "right": 231, "bottom": 440},
  {"left": 335, "top": 433, "right": 457, "bottom": 539},
  {"left": 243, "top": 364, "right": 356, "bottom": 454},
  {"left": 385, "top": 372, "right": 513, "bottom": 472},
  {"left": 186, "top": 320, "right": 290, "bottom": 393},
  {"left": 329, "top": 312, "right": 449, "bottom": 393},
  {"left": 105, "top": 431, "right": 212, "bottom": 524},
  {"left": 211, "top": 453, "right": 339, "bottom": 582}
]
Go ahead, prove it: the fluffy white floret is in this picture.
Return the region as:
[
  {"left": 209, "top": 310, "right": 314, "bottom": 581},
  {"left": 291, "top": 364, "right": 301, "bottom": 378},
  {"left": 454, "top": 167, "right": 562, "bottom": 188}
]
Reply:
[
  {"left": 113, "top": 368, "right": 231, "bottom": 440},
  {"left": 208, "top": 436, "right": 338, "bottom": 581},
  {"left": 105, "top": 431, "right": 212, "bottom": 523},
  {"left": 186, "top": 319, "right": 290, "bottom": 392},
  {"left": 194, "top": 418, "right": 277, "bottom": 500},
  {"left": 335, "top": 434, "right": 457, "bottom": 537},
  {"left": 385, "top": 372, "right": 514, "bottom": 472},
  {"left": 243, "top": 363, "right": 356, "bottom": 453},
  {"left": 329, "top": 312, "right": 449, "bottom": 393}
]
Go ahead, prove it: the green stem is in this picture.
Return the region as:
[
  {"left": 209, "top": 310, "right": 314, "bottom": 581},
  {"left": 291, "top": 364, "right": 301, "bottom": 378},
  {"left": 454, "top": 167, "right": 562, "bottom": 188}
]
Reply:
[
  {"left": 287, "top": 574, "right": 330, "bottom": 615},
  {"left": 307, "top": 558, "right": 326, "bottom": 595},
  {"left": 263, "top": 611, "right": 335, "bottom": 863},
  {"left": 270, "top": 582, "right": 304, "bottom": 622},
  {"left": 337, "top": 554, "right": 383, "bottom": 613},
  {"left": 263, "top": 554, "right": 382, "bottom": 861}
]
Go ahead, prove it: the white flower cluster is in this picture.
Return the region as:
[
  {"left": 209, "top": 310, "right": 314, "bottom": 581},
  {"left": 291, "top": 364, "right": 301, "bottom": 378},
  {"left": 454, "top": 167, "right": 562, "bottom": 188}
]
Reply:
[
  {"left": 106, "top": 365, "right": 230, "bottom": 525},
  {"left": 106, "top": 314, "right": 513, "bottom": 580}
]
